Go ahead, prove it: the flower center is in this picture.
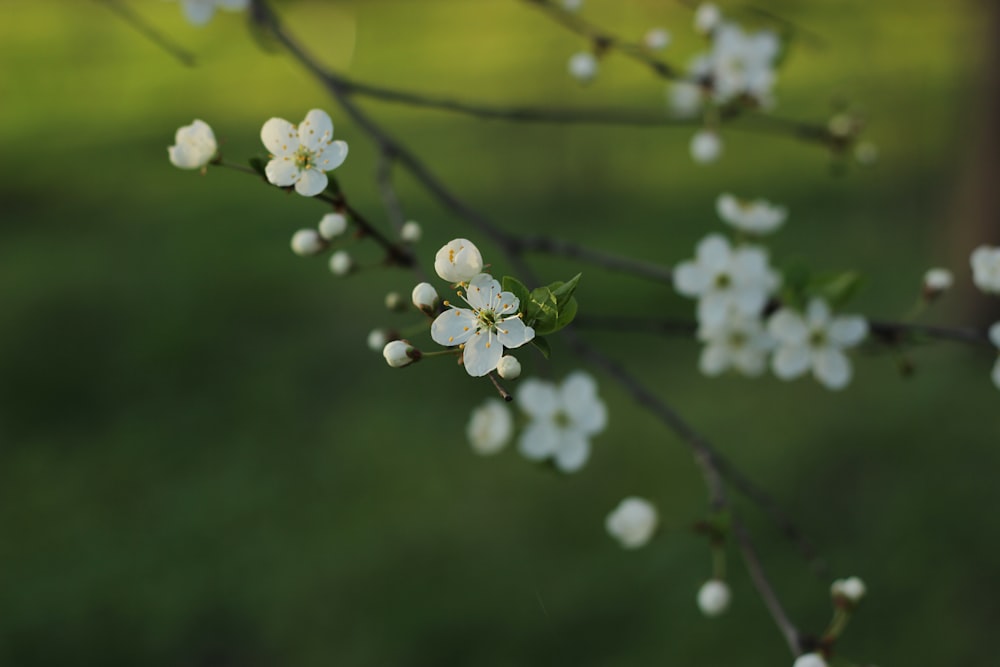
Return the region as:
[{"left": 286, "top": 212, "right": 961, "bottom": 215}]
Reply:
[
  {"left": 554, "top": 410, "right": 571, "bottom": 428},
  {"left": 477, "top": 308, "right": 497, "bottom": 330},
  {"left": 294, "top": 145, "right": 317, "bottom": 171},
  {"left": 728, "top": 331, "right": 747, "bottom": 348},
  {"left": 714, "top": 273, "right": 732, "bottom": 289},
  {"left": 809, "top": 329, "right": 827, "bottom": 347}
]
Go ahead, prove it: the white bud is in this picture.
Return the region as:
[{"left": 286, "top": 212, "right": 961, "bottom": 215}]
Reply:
[
  {"left": 496, "top": 355, "right": 522, "bottom": 380},
  {"left": 367, "top": 328, "right": 389, "bottom": 352},
  {"left": 690, "top": 130, "right": 722, "bottom": 164},
  {"left": 329, "top": 250, "right": 353, "bottom": 276},
  {"left": 831, "top": 576, "right": 866, "bottom": 603},
  {"left": 854, "top": 141, "right": 879, "bottom": 165},
  {"left": 605, "top": 497, "right": 659, "bottom": 549},
  {"left": 290, "top": 229, "right": 325, "bottom": 257},
  {"left": 467, "top": 399, "right": 514, "bottom": 455},
  {"left": 411, "top": 282, "right": 440, "bottom": 313},
  {"left": 827, "top": 113, "right": 855, "bottom": 138},
  {"left": 643, "top": 27, "right": 671, "bottom": 50},
  {"left": 385, "top": 291, "right": 405, "bottom": 311},
  {"left": 400, "top": 220, "right": 422, "bottom": 243},
  {"left": 694, "top": 3, "right": 721, "bottom": 34},
  {"left": 792, "top": 653, "right": 828, "bottom": 667},
  {"left": 434, "top": 238, "right": 484, "bottom": 283},
  {"left": 168, "top": 119, "right": 217, "bottom": 170},
  {"left": 383, "top": 340, "right": 419, "bottom": 368},
  {"left": 318, "top": 212, "right": 348, "bottom": 240},
  {"left": 568, "top": 52, "right": 598, "bottom": 83},
  {"left": 697, "top": 579, "right": 731, "bottom": 617},
  {"left": 561, "top": 0, "right": 583, "bottom": 12},
  {"left": 923, "top": 268, "right": 953, "bottom": 296}
]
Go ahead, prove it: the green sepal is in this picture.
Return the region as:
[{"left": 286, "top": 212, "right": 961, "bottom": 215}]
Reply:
[{"left": 530, "top": 336, "right": 551, "bottom": 359}]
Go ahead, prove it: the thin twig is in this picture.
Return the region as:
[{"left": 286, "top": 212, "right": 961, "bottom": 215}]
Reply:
[
  {"left": 97, "top": 0, "right": 196, "bottom": 67},
  {"left": 515, "top": 237, "right": 674, "bottom": 283},
  {"left": 376, "top": 150, "right": 406, "bottom": 233}
]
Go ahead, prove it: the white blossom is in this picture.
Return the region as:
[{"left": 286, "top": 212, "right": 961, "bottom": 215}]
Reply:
[
  {"left": 854, "top": 141, "right": 879, "bottom": 165},
  {"left": 260, "top": 109, "right": 349, "bottom": 197},
  {"left": 496, "top": 355, "right": 521, "bottom": 380},
  {"left": 694, "top": 3, "right": 722, "bottom": 34},
  {"left": 923, "top": 267, "right": 953, "bottom": 296},
  {"left": 411, "top": 282, "right": 440, "bottom": 313},
  {"left": 290, "top": 229, "right": 325, "bottom": 257},
  {"left": 516, "top": 371, "right": 606, "bottom": 473},
  {"left": 434, "top": 238, "right": 484, "bottom": 283},
  {"left": 168, "top": 119, "right": 217, "bottom": 169},
  {"left": 171, "top": 0, "right": 248, "bottom": 27},
  {"left": 690, "top": 130, "right": 723, "bottom": 164},
  {"left": 385, "top": 291, "right": 405, "bottom": 311},
  {"left": 643, "top": 28, "right": 671, "bottom": 51},
  {"left": 831, "top": 576, "right": 867, "bottom": 603},
  {"left": 669, "top": 81, "right": 706, "bottom": 118},
  {"left": 674, "top": 234, "right": 780, "bottom": 329},
  {"left": 400, "top": 220, "right": 422, "bottom": 243},
  {"left": 383, "top": 340, "right": 418, "bottom": 368},
  {"left": 568, "top": 52, "right": 599, "bottom": 83},
  {"left": 467, "top": 399, "right": 513, "bottom": 455},
  {"left": 329, "top": 250, "right": 353, "bottom": 276},
  {"left": 792, "top": 653, "right": 828, "bottom": 667},
  {"left": 431, "top": 273, "right": 534, "bottom": 377},
  {"left": 697, "top": 310, "right": 774, "bottom": 377},
  {"left": 697, "top": 579, "right": 731, "bottom": 617},
  {"left": 768, "top": 299, "right": 868, "bottom": 390},
  {"left": 561, "top": 0, "right": 583, "bottom": 11},
  {"left": 716, "top": 194, "right": 787, "bottom": 235},
  {"left": 709, "top": 22, "right": 781, "bottom": 107},
  {"left": 367, "top": 329, "right": 389, "bottom": 352},
  {"left": 605, "top": 497, "right": 659, "bottom": 549},
  {"left": 318, "top": 212, "right": 347, "bottom": 240},
  {"left": 990, "top": 322, "right": 1000, "bottom": 390},
  {"left": 970, "top": 245, "right": 1000, "bottom": 294}
]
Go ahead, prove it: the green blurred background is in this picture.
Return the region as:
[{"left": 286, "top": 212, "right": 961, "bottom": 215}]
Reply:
[{"left": 2, "top": 0, "right": 998, "bottom": 665}]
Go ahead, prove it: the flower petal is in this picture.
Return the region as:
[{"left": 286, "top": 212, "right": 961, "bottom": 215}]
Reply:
[
  {"left": 264, "top": 157, "right": 298, "bottom": 187},
  {"left": 431, "top": 308, "right": 478, "bottom": 347},
  {"left": 561, "top": 371, "right": 598, "bottom": 405},
  {"left": 696, "top": 234, "right": 731, "bottom": 271},
  {"left": 261, "top": 117, "right": 298, "bottom": 157},
  {"left": 772, "top": 344, "right": 811, "bottom": 379},
  {"left": 180, "top": 0, "right": 215, "bottom": 26},
  {"left": 294, "top": 169, "right": 328, "bottom": 197},
  {"left": 516, "top": 379, "right": 559, "bottom": 418},
  {"left": 990, "top": 321, "right": 1000, "bottom": 349},
  {"left": 518, "top": 420, "right": 560, "bottom": 460},
  {"left": 496, "top": 316, "right": 534, "bottom": 349},
  {"left": 829, "top": 316, "right": 868, "bottom": 348},
  {"left": 298, "top": 109, "right": 334, "bottom": 151},
  {"left": 674, "top": 261, "right": 711, "bottom": 297},
  {"left": 554, "top": 432, "right": 590, "bottom": 473},
  {"left": 734, "top": 347, "right": 768, "bottom": 376},
  {"left": 806, "top": 298, "right": 831, "bottom": 328},
  {"left": 315, "top": 140, "right": 348, "bottom": 172},
  {"left": 462, "top": 328, "right": 503, "bottom": 377},
  {"left": 697, "top": 292, "right": 730, "bottom": 328},
  {"left": 467, "top": 273, "right": 501, "bottom": 310},
  {"left": 813, "top": 348, "right": 852, "bottom": 390},
  {"left": 700, "top": 343, "right": 731, "bottom": 376},
  {"left": 992, "top": 357, "right": 1000, "bottom": 390},
  {"left": 768, "top": 309, "right": 807, "bottom": 344}
]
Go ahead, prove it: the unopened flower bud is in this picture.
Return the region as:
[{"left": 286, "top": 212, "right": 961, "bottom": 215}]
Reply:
[
  {"left": 496, "top": 355, "right": 521, "bottom": 380},
  {"left": 690, "top": 130, "right": 722, "bottom": 164},
  {"left": 435, "top": 238, "right": 483, "bottom": 283},
  {"left": 605, "top": 497, "right": 658, "bottom": 549},
  {"left": 568, "top": 52, "right": 598, "bottom": 83},
  {"left": 827, "top": 113, "right": 854, "bottom": 139},
  {"left": 643, "top": 27, "right": 671, "bottom": 50},
  {"left": 831, "top": 576, "right": 866, "bottom": 604},
  {"left": 385, "top": 291, "right": 406, "bottom": 311},
  {"left": 367, "top": 328, "right": 389, "bottom": 352},
  {"left": 329, "top": 250, "right": 354, "bottom": 276},
  {"left": 411, "top": 282, "right": 440, "bottom": 314},
  {"left": 318, "top": 212, "right": 348, "bottom": 240},
  {"left": 923, "top": 268, "right": 953, "bottom": 299},
  {"left": 168, "top": 119, "right": 217, "bottom": 169},
  {"left": 383, "top": 340, "right": 420, "bottom": 368},
  {"left": 697, "top": 579, "right": 731, "bottom": 617},
  {"left": 694, "top": 3, "right": 721, "bottom": 34},
  {"left": 792, "top": 653, "right": 828, "bottom": 667},
  {"left": 290, "top": 229, "right": 325, "bottom": 257},
  {"left": 400, "top": 220, "right": 422, "bottom": 243},
  {"left": 854, "top": 141, "right": 878, "bottom": 165}
]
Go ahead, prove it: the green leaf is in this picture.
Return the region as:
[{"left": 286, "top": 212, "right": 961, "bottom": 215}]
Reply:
[
  {"left": 526, "top": 286, "right": 559, "bottom": 334},
  {"left": 550, "top": 273, "right": 582, "bottom": 307},
  {"left": 811, "top": 270, "right": 865, "bottom": 309},
  {"left": 530, "top": 336, "right": 551, "bottom": 359},
  {"left": 554, "top": 296, "right": 578, "bottom": 331},
  {"left": 502, "top": 276, "right": 530, "bottom": 313}
]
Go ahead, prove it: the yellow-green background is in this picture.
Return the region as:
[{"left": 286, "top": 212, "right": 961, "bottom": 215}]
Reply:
[{"left": 2, "top": 1, "right": 998, "bottom": 665}]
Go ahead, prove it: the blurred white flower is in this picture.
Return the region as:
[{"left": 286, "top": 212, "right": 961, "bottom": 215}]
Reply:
[
  {"left": 644, "top": 28, "right": 671, "bottom": 50},
  {"left": 516, "top": 371, "right": 606, "bottom": 473},
  {"left": 496, "top": 355, "right": 522, "bottom": 380},
  {"left": 435, "top": 238, "right": 483, "bottom": 283},
  {"left": 430, "top": 273, "right": 534, "bottom": 377},
  {"left": 697, "top": 579, "right": 731, "bottom": 617},
  {"left": 970, "top": 245, "right": 1000, "bottom": 294},
  {"left": 698, "top": 310, "right": 774, "bottom": 377},
  {"left": 792, "top": 653, "right": 828, "bottom": 667},
  {"left": 168, "top": 119, "right": 217, "bottom": 169},
  {"left": 568, "top": 52, "right": 599, "bottom": 83},
  {"left": 329, "top": 250, "right": 353, "bottom": 276},
  {"left": 690, "top": 129, "right": 723, "bottom": 164},
  {"left": 854, "top": 141, "right": 879, "bottom": 165},
  {"left": 290, "top": 229, "right": 325, "bottom": 257},
  {"left": 831, "top": 576, "right": 867, "bottom": 603},
  {"left": 383, "top": 340, "right": 418, "bottom": 368},
  {"left": 709, "top": 22, "right": 780, "bottom": 107},
  {"left": 172, "top": 0, "right": 248, "bottom": 27},
  {"left": 768, "top": 299, "right": 868, "bottom": 390},
  {"left": 605, "top": 497, "right": 659, "bottom": 549},
  {"left": 694, "top": 3, "right": 722, "bottom": 34},
  {"left": 318, "top": 212, "right": 348, "bottom": 240},
  {"left": 467, "top": 399, "right": 513, "bottom": 455},
  {"left": 561, "top": 0, "right": 584, "bottom": 11},
  {"left": 411, "top": 282, "right": 440, "bottom": 313},
  {"left": 716, "top": 194, "right": 787, "bottom": 235},
  {"left": 400, "top": 220, "right": 422, "bottom": 243},
  {"left": 669, "top": 81, "right": 706, "bottom": 118},
  {"left": 367, "top": 329, "right": 389, "bottom": 352},
  {"left": 260, "top": 109, "right": 349, "bottom": 197},
  {"left": 385, "top": 291, "right": 405, "bottom": 311},
  {"left": 922, "top": 267, "right": 953, "bottom": 297},
  {"left": 674, "top": 234, "right": 780, "bottom": 329}
]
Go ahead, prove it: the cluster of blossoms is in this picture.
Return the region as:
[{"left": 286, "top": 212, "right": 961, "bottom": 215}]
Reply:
[
  {"left": 562, "top": 0, "right": 670, "bottom": 84},
  {"left": 675, "top": 195, "right": 869, "bottom": 390},
  {"left": 971, "top": 245, "right": 1000, "bottom": 390}
]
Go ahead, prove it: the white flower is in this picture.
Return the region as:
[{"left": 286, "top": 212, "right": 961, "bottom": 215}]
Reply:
[
  {"left": 400, "top": 221, "right": 422, "bottom": 243},
  {"left": 167, "top": 119, "right": 217, "bottom": 169},
  {"left": 644, "top": 28, "right": 671, "bottom": 50},
  {"left": 989, "top": 322, "right": 1000, "bottom": 390},
  {"left": 260, "top": 109, "right": 349, "bottom": 197},
  {"left": 669, "top": 82, "right": 705, "bottom": 118},
  {"left": 831, "top": 576, "right": 867, "bottom": 603},
  {"left": 496, "top": 355, "right": 521, "bottom": 380},
  {"left": 434, "top": 238, "right": 484, "bottom": 283},
  {"left": 854, "top": 141, "right": 879, "bottom": 165},
  {"left": 697, "top": 579, "right": 730, "bottom": 617},
  {"left": 694, "top": 3, "right": 722, "bottom": 34},
  {"left": 768, "top": 299, "right": 868, "bottom": 390},
  {"left": 716, "top": 194, "right": 788, "bottom": 235},
  {"left": 923, "top": 268, "right": 953, "bottom": 296},
  {"left": 709, "top": 23, "right": 780, "bottom": 107},
  {"left": 290, "top": 229, "right": 325, "bottom": 257},
  {"left": 516, "top": 372, "right": 606, "bottom": 473},
  {"left": 383, "top": 340, "right": 418, "bottom": 368},
  {"left": 385, "top": 291, "right": 405, "bottom": 311},
  {"left": 561, "top": 0, "right": 584, "bottom": 11},
  {"left": 674, "top": 234, "right": 780, "bottom": 329},
  {"left": 605, "top": 497, "right": 658, "bottom": 549},
  {"left": 970, "top": 245, "right": 1000, "bottom": 294},
  {"left": 367, "top": 329, "right": 389, "bottom": 352},
  {"left": 690, "top": 129, "right": 723, "bottom": 164},
  {"left": 329, "top": 250, "right": 353, "bottom": 276},
  {"left": 568, "top": 52, "right": 599, "bottom": 82},
  {"left": 698, "top": 310, "right": 774, "bottom": 377},
  {"left": 411, "top": 282, "right": 440, "bottom": 313},
  {"left": 467, "top": 399, "right": 513, "bottom": 455},
  {"left": 172, "top": 0, "right": 248, "bottom": 27},
  {"left": 792, "top": 653, "right": 828, "bottom": 667},
  {"left": 318, "top": 212, "right": 347, "bottom": 240},
  {"left": 431, "top": 273, "right": 535, "bottom": 377}
]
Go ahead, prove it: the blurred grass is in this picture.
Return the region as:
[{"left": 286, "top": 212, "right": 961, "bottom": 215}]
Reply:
[{"left": 1, "top": 0, "right": 998, "bottom": 665}]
